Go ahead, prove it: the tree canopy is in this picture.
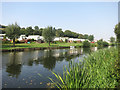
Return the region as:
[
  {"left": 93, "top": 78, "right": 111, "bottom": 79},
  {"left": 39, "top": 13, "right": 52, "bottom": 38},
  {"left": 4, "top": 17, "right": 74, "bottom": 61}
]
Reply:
[
  {"left": 42, "top": 26, "right": 55, "bottom": 46},
  {"left": 5, "top": 23, "right": 20, "bottom": 47},
  {"left": 88, "top": 35, "right": 94, "bottom": 42}
]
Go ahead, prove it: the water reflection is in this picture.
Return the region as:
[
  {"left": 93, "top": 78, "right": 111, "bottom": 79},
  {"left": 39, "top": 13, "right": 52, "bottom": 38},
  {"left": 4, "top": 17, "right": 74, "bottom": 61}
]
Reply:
[
  {"left": 6, "top": 52, "right": 22, "bottom": 78},
  {"left": 3, "top": 47, "right": 97, "bottom": 78}
]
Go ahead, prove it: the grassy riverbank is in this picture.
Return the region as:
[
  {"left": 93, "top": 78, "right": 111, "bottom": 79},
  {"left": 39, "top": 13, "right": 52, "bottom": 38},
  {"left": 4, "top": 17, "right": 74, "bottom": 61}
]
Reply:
[
  {"left": 1, "top": 42, "right": 83, "bottom": 50},
  {"left": 50, "top": 47, "right": 118, "bottom": 88}
]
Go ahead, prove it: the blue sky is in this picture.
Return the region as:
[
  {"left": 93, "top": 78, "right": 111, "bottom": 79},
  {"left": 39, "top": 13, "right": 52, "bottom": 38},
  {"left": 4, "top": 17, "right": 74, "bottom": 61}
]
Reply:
[{"left": 2, "top": 2, "right": 118, "bottom": 40}]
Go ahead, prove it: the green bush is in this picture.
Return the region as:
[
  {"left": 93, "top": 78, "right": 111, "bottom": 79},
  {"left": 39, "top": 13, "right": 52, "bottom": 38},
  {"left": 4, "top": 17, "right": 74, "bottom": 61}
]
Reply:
[
  {"left": 73, "top": 41, "right": 77, "bottom": 43},
  {"left": 97, "top": 39, "right": 109, "bottom": 47},
  {"left": 2, "top": 40, "right": 11, "bottom": 44},
  {"left": 103, "top": 41, "right": 109, "bottom": 47},
  {"left": 83, "top": 40, "right": 91, "bottom": 47}
]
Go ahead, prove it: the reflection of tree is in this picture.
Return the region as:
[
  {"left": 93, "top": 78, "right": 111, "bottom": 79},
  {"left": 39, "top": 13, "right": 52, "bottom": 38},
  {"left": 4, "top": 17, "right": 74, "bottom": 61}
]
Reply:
[
  {"left": 28, "top": 60, "right": 33, "bottom": 66},
  {"left": 6, "top": 64, "right": 21, "bottom": 78},
  {"left": 6, "top": 52, "right": 22, "bottom": 78},
  {"left": 39, "top": 50, "right": 56, "bottom": 70},
  {"left": 83, "top": 48, "right": 91, "bottom": 54}
]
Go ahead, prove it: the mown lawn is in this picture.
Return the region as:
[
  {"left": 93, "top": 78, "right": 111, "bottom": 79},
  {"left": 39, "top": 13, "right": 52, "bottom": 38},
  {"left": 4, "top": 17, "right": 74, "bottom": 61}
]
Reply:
[{"left": 1, "top": 42, "right": 83, "bottom": 50}]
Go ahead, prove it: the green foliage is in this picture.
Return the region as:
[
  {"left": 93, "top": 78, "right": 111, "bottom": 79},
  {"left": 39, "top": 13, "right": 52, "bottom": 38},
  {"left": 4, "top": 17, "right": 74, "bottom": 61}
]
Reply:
[
  {"left": 5, "top": 22, "right": 20, "bottom": 46},
  {"left": 110, "top": 37, "right": 115, "bottom": 43},
  {"left": 34, "top": 26, "right": 39, "bottom": 30},
  {"left": 5, "top": 23, "right": 20, "bottom": 39},
  {"left": 88, "top": 35, "right": 94, "bottom": 42},
  {"left": 114, "top": 23, "right": 120, "bottom": 35},
  {"left": 73, "top": 41, "right": 77, "bottom": 43},
  {"left": 83, "top": 40, "right": 90, "bottom": 47},
  {"left": 42, "top": 26, "right": 55, "bottom": 46},
  {"left": 64, "top": 30, "right": 79, "bottom": 38},
  {"left": 78, "top": 34, "right": 84, "bottom": 39},
  {"left": 83, "top": 34, "right": 88, "bottom": 39},
  {"left": 102, "top": 41, "right": 109, "bottom": 47},
  {"left": 2, "top": 40, "right": 11, "bottom": 44},
  {"left": 55, "top": 29, "right": 64, "bottom": 37},
  {"left": 25, "top": 26, "right": 34, "bottom": 36},
  {"left": 97, "top": 39, "right": 109, "bottom": 47},
  {"left": 20, "top": 28, "right": 26, "bottom": 35},
  {"left": 50, "top": 47, "right": 118, "bottom": 88}
]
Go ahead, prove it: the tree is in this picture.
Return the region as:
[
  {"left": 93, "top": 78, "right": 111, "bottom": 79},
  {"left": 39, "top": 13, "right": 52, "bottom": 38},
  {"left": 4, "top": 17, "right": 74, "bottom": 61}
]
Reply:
[
  {"left": 42, "top": 26, "right": 55, "bottom": 46},
  {"left": 110, "top": 37, "right": 115, "bottom": 43},
  {"left": 55, "top": 28, "right": 64, "bottom": 37},
  {"left": 114, "top": 23, "right": 120, "bottom": 69},
  {"left": 34, "top": 26, "right": 39, "bottom": 35},
  {"left": 25, "top": 26, "right": 34, "bottom": 36},
  {"left": 83, "top": 34, "right": 89, "bottom": 39},
  {"left": 20, "top": 27, "right": 26, "bottom": 35},
  {"left": 88, "top": 35, "right": 94, "bottom": 42},
  {"left": 97, "top": 39, "right": 103, "bottom": 47},
  {"left": 83, "top": 40, "right": 91, "bottom": 47},
  {"left": 5, "top": 23, "right": 20, "bottom": 47},
  {"left": 34, "top": 26, "right": 39, "bottom": 31},
  {"left": 64, "top": 30, "right": 72, "bottom": 37},
  {"left": 78, "top": 34, "right": 84, "bottom": 39}
]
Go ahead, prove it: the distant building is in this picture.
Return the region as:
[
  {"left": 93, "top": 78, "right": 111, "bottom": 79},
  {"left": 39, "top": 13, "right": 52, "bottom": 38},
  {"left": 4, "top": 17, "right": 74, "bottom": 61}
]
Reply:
[
  {"left": 0, "top": 34, "right": 6, "bottom": 39},
  {"left": 53, "top": 37, "right": 69, "bottom": 42},
  {"left": 18, "top": 35, "right": 26, "bottom": 41},
  {"left": 27, "top": 35, "right": 41, "bottom": 40},
  {"left": 68, "top": 38, "right": 86, "bottom": 42}
]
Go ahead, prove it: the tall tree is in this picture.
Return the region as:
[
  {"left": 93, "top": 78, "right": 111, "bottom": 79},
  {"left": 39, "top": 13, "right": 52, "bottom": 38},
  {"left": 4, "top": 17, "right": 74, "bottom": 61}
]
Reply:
[
  {"left": 34, "top": 26, "right": 39, "bottom": 30},
  {"left": 42, "top": 26, "right": 55, "bottom": 46},
  {"left": 114, "top": 23, "right": 120, "bottom": 68},
  {"left": 88, "top": 35, "right": 94, "bottom": 42},
  {"left": 5, "top": 22, "right": 20, "bottom": 47},
  {"left": 34, "top": 26, "right": 39, "bottom": 35}
]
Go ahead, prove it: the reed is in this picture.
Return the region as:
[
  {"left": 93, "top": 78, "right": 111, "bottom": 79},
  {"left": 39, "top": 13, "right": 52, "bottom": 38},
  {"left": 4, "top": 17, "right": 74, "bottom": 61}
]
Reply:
[{"left": 50, "top": 47, "right": 118, "bottom": 88}]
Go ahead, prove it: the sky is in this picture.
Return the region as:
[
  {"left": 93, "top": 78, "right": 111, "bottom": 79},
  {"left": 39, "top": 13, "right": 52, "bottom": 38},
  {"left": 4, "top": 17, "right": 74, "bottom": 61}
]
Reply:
[{"left": 1, "top": 2, "right": 118, "bottom": 41}]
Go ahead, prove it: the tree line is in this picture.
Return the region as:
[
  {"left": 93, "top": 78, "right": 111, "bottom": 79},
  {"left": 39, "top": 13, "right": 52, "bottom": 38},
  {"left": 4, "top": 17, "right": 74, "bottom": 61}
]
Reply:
[
  {"left": 1, "top": 23, "right": 94, "bottom": 46},
  {"left": 0, "top": 24, "right": 94, "bottom": 40}
]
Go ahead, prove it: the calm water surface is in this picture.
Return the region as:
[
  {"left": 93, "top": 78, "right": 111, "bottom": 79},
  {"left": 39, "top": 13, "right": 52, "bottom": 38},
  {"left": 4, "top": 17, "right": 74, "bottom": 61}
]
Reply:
[{"left": 2, "top": 47, "right": 97, "bottom": 88}]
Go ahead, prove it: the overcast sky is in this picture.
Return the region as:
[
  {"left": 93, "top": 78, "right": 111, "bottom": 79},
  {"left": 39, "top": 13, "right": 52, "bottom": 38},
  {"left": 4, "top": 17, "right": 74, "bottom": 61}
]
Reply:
[{"left": 2, "top": 2, "right": 118, "bottom": 41}]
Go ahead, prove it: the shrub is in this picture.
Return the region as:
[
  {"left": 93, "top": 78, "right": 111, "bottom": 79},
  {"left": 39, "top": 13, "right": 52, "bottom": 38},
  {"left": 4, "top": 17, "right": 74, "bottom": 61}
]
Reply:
[
  {"left": 103, "top": 41, "right": 109, "bottom": 47},
  {"left": 2, "top": 39, "right": 11, "bottom": 44},
  {"left": 73, "top": 41, "right": 77, "bottom": 43},
  {"left": 83, "top": 40, "right": 90, "bottom": 47}
]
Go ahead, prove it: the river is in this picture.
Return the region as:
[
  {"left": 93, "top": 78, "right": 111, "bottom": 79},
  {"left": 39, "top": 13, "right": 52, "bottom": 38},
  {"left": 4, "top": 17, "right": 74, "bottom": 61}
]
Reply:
[{"left": 2, "top": 47, "right": 98, "bottom": 88}]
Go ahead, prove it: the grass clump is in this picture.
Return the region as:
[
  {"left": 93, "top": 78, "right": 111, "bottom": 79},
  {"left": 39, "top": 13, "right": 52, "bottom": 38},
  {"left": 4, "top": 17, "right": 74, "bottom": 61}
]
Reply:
[{"left": 50, "top": 47, "right": 118, "bottom": 88}]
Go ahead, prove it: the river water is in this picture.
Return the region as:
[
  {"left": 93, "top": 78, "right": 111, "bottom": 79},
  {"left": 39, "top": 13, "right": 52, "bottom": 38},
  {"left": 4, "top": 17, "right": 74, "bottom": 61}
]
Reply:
[{"left": 2, "top": 47, "right": 98, "bottom": 88}]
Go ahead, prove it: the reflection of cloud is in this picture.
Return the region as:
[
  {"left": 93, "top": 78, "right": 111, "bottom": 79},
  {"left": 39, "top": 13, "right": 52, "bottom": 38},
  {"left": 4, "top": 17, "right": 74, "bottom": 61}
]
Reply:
[
  {"left": 69, "top": 49, "right": 82, "bottom": 55},
  {"left": 53, "top": 53, "right": 60, "bottom": 57},
  {"left": 32, "top": 51, "right": 39, "bottom": 60}
]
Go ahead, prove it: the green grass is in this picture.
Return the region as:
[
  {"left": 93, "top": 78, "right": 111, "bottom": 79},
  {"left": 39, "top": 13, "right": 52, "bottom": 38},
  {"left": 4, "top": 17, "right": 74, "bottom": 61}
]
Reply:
[
  {"left": 1, "top": 42, "right": 83, "bottom": 50},
  {"left": 49, "top": 47, "right": 118, "bottom": 88}
]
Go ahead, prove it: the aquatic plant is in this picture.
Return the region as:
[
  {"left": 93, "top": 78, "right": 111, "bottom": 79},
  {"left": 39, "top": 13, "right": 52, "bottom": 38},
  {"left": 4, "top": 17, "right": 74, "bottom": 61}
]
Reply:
[{"left": 50, "top": 47, "right": 118, "bottom": 88}]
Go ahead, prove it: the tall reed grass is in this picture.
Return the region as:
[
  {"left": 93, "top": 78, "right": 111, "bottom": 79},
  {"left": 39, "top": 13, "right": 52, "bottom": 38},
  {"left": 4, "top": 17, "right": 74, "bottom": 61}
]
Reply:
[{"left": 49, "top": 47, "right": 118, "bottom": 88}]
